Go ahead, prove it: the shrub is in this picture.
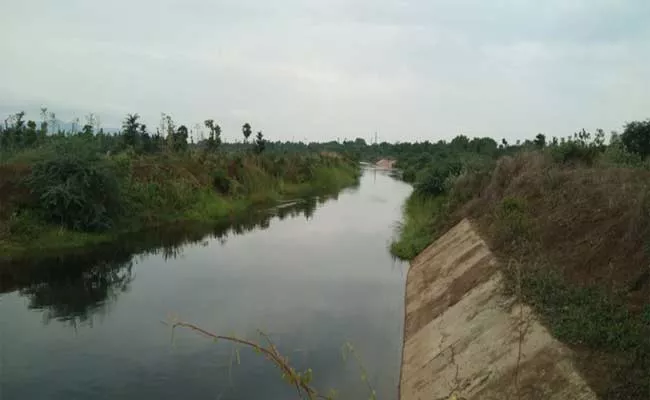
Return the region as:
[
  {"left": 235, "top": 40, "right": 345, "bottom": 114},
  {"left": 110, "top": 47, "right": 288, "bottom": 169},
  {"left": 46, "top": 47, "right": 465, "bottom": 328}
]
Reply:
[
  {"left": 621, "top": 119, "right": 650, "bottom": 158},
  {"left": 212, "top": 169, "right": 232, "bottom": 194},
  {"left": 8, "top": 210, "right": 41, "bottom": 237},
  {"left": 601, "top": 141, "right": 643, "bottom": 167},
  {"left": 401, "top": 167, "right": 416, "bottom": 183},
  {"left": 550, "top": 140, "right": 600, "bottom": 165},
  {"left": 414, "top": 161, "right": 461, "bottom": 196},
  {"left": 26, "top": 153, "right": 124, "bottom": 232},
  {"left": 492, "top": 196, "right": 531, "bottom": 248}
]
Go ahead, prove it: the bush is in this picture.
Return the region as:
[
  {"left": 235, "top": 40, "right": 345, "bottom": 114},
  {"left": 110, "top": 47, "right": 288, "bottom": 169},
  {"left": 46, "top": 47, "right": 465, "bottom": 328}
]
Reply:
[
  {"left": 492, "top": 196, "right": 531, "bottom": 247},
  {"left": 8, "top": 210, "right": 41, "bottom": 237},
  {"left": 26, "top": 154, "right": 124, "bottom": 232},
  {"left": 550, "top": 140, "right": 600, "bottom": 165},
  {"left": 212, "top": 169, "right": 232, "bottom": 194},
  {"left": 401, "top": 167, "right": 416, "bottom": 183},
  {"left": 601, "top": 141, "right": 643, "bottom": 167},
  {"left": 621, "top": 119, "right": 650, "bottom": 158},
  {"left": 415, "top": 161, "right": 461, "bottom": 196}
]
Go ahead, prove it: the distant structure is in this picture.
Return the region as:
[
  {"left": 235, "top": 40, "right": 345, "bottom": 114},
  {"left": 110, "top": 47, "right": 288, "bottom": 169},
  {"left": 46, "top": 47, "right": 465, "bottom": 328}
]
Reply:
[{"left": 375, "top": 159, "right": 396, "bottom": 169}]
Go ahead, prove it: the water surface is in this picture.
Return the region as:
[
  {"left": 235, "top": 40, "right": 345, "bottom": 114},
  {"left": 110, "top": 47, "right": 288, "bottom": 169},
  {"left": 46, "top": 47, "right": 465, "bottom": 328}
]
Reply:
[{"left": 1, "top": 169, "right": 411, "bottom": 399}]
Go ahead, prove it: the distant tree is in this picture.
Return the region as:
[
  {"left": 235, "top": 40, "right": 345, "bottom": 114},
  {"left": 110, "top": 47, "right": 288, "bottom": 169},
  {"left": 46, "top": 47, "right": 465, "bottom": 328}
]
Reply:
[
  {"left": 85, "top": 113, "right": 100, "bottom": 134},
  {"left": 172, "top": 125, "right": 189, "bottom": 152},
  {"left": 501, "top": 138, "right": 508, "bottom": 148},
  {"left": 621, "top": 120, "right": 650, "bottom": 157},
  {"left": 81, "top": 124, "right": 94, "bottom": 137},
  {"left": 13, "top": 111, "right": 26, "bottom": 131},
  {"left": 48, "top": 112, "right": 58, "bottom": 133},
  {"left": 140, "top": 124, "right": 157, "bottom": 153},
  {"left": 534, "top": 133, "right": 546, "bottom": 148},
  {"left": 25, "top": 120, "right": 38, "bottom": 146},
  {"left": 10, "top": 112, "right": 26, "bottom": 147},
  {"left": 254, "top": 131, "right": 266, "bottom": 154},
  {"left": 469, "top": 137, "right": 498, "bottom": 155},
  {"left": 204, "top": 119, "right": 222, "bottom": 151},
  {"left": 451, "top": 135, "right": 469, "bottom": 150},
  {"left": 594, "top": 128, "right": 606, "bottom": 148},
  {"left": 242, "top": 123, "right": 252, "bottom": 143},
  {"left": 39, "top": 107, "right": 48, "bottom": 135},
  {"left": 122, "top": 113, "right": 140, "bottom": 148}
]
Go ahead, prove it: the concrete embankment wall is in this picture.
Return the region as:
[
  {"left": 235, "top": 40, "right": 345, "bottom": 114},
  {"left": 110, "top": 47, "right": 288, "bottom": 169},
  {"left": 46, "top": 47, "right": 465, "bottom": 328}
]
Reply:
[{"left": 399, "top": 219, "right": 596, "bottom": 400}]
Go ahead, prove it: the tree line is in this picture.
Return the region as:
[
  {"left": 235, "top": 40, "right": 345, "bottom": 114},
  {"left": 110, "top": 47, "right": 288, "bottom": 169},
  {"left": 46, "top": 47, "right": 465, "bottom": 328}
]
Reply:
[{"left": 0, "top": 110, "right": 267, "bottom": 156}]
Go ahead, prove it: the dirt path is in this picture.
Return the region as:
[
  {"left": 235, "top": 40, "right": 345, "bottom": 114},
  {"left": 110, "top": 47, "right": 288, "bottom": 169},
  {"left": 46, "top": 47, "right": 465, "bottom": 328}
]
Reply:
[{"left": 400, "top": 219, "right": 596, "bottom": 400}]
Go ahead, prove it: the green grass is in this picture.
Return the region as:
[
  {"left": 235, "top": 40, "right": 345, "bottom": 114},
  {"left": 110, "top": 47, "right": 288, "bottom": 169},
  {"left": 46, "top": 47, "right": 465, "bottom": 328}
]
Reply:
[
  {"left": 0, "top": 160, "right": 360, "bottom": 261},
  {"left": 389, "top": 193, "right": 447, "bottom": 260}
]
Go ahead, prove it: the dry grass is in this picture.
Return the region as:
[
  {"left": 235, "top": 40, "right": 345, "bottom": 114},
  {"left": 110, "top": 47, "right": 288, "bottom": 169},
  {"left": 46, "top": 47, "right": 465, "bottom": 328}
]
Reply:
[
  {"left": 460, "top": 152, "right": 650, "bottom": 307},
  {"left": 450, "top": 152, "right": 650, "bottom": 399},
  {"left": 393, "top": 150, "right": 650, "bottom": 398}
]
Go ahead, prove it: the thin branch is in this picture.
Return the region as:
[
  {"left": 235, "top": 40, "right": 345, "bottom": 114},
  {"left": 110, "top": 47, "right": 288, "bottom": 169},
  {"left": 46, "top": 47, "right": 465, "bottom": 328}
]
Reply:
[{"left": 164, "top": 321, "right": 331, "bottom": 400}]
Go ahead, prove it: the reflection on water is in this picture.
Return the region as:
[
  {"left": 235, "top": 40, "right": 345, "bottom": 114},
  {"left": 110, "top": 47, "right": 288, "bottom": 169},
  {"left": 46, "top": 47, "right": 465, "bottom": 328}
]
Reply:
[
  {"left": 0, "top": 195, "right": 337, "bottom": 326},
  {"left": 1, "top": 170, "right": 409, "bottom": 400},
  {"left": 19, "top": 260, "right": 134, "bottom": 326}
]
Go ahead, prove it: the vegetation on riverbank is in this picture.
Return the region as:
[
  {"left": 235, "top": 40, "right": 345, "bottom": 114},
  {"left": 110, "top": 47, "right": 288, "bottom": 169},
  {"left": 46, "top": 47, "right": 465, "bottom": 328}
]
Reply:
[
  {"left": 0, "top": 111, "right": 359, "bottom": 260},
  {"left": 391, "top": 120, "right": 650, "bottom": 399}
]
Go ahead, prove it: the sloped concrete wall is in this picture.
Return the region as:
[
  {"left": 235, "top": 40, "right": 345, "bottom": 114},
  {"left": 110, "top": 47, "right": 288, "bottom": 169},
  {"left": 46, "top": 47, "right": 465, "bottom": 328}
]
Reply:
[{"left": 400, "top": 219, "right": 595, "bottom": 400}]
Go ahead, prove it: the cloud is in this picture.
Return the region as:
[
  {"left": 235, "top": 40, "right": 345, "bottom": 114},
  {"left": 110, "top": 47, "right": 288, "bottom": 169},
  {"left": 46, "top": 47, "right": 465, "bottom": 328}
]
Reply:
[{"left": 1, "top": 0, "right": 649, "bottom": 142}]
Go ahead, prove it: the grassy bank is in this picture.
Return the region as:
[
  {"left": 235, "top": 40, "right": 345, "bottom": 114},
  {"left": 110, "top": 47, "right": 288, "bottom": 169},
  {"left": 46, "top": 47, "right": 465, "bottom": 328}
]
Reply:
[
  {"left": 0, "top": 146, "right": 359, "bottom": 261},
  {"left": 391, "top": 130, "right": 650, "bottom": 399}
]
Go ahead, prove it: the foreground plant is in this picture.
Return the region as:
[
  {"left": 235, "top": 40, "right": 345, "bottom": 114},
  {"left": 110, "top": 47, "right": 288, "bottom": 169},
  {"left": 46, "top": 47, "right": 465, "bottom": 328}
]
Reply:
[{"left": 164, "top": 319, "right": 377, "bottom": 400}]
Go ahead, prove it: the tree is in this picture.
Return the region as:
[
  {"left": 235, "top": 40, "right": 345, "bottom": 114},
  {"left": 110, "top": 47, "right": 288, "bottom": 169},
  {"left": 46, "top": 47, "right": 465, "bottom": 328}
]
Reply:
[
  {"left": 204, "top": 119, "right": 222, "bottom": 151},
  {"left": 242, "top": 123, "right": 252, "bottom": 143},
  {"left": 49, "top": 111, "right": 59, "bottom": 133},
  {"left": 7, "top": 112, "right": 26, "bottom": 148},
  {"left": 534, "top": 133, "right": 546, "bottom": 148},
  {"left": 451, "top": 135, "right": 469, "bottom": 150},
  {"left": 81, "top": 124, "right": 93, "bottom": 136},
  {"left": 85, "top": 113, "right": 100, "bottom": 134},
  {"left": 122, "top": 113, "right": 140, "bottom": 148},
  {"left": 254, "top": 131, "right": 266, "bottom": 154},
  {"left": 172, "top": 125, "right": 189, "bottom": 152},
  {"left": 140, "top": 124, "right": 156, "bottom": 153},
  {"left": 621, "top": 120, "right": 650, "bottom": 157},
  {"left": 39, "top": 107, "right": 49, "bottom": 135},
  {"left": 25, "top": 120, "right": 38, "bottom": 146},
  {"left": 71, "top": 117, "right": 80, "bottom": 134}
]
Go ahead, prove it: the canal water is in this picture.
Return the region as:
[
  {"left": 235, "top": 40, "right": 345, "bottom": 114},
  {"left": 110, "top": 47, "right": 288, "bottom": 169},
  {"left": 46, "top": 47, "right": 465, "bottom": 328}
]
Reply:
[{"left": 0, "top": 169, "right": 411, "bottom": 399}]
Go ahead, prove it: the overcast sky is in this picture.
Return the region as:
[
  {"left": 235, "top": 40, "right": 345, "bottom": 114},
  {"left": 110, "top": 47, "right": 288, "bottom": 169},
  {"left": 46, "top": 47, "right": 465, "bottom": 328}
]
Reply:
[{"left": 1, "top": 0, "right": 649, "bottom": 142}]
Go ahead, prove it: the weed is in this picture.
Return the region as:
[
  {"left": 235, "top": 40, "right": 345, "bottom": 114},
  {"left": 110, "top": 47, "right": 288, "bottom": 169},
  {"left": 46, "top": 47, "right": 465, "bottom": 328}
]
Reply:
[
  {"left": 26, "top": 153, "right": 124, "bottom": 232},
  {"left": 390, "top": 194, "right": 448, "bottom": 260}
]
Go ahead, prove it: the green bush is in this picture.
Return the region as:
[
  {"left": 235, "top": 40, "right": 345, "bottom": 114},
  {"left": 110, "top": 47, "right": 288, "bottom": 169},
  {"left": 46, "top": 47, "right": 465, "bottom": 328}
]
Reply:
[
  {"left": 8, "top": 210, "right": 42, "bottom": 237},
  {"left": 26, "top": 154, "right": 124, "bottom": 232},
  {"left": 212, "top": 169, "right": 232, "bottom": 194},
  {"left": 415, "top": 161, "right": 461, "bottom": 196},
  {"left": 621, "top": 119, "right": 650, "bottom": 158},
  {"left": 550, "top": 141, "right": 600, "bottom": 165},
  {"left": 493, "top": 196, "right": 531, "bottom": 246},
  {"left": 401, "top": 167, "right": 416, "bottom": 183}
]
